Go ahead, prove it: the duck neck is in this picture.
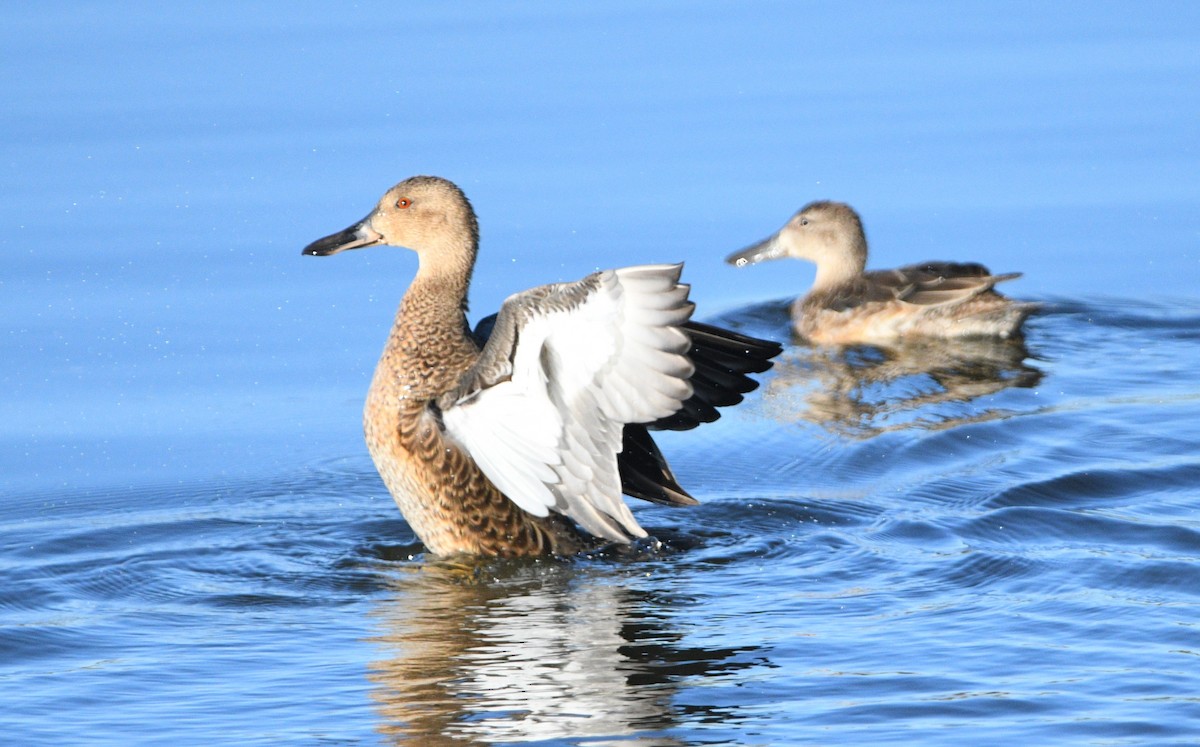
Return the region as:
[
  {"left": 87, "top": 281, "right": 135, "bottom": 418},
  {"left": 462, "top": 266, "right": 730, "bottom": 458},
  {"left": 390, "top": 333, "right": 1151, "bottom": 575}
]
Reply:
[
  {"left": 379, "top": 235, "right": 479, "bottom": 400},
  {"left": 811, "top": 235, "right": 867, "bottom": 291},
  {"left": 407, "top": 227, "right": 478, "bottom": 327}
]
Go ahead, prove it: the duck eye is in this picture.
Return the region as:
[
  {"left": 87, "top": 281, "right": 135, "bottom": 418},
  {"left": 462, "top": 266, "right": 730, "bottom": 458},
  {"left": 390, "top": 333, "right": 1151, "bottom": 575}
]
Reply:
[
  {"left": 396, "top": 198, "right": 412, "bottom": 209},
  {"left": 800, "top": 218, "right": 809, "bottom": 226}
]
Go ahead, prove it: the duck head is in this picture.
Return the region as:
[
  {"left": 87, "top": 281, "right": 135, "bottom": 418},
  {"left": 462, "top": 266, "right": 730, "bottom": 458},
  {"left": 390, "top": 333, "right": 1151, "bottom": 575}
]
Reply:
[
  {"left": 726, "top": 200, "right": 867, "bottom": 269},
  {"left": 302, "top": 176, "right": 480, "bottom": 269}
]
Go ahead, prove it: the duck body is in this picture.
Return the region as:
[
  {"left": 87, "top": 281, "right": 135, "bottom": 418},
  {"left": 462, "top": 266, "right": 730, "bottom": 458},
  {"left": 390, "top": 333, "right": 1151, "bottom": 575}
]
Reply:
[
  {"left": 793, "top": 261, "right": 1032, "bottom": 345},
  {"left": 361, "top": 272, "right": 581, "bottom": 555},
  {"left": 304, "top": 176, "right": 780, "bottom": 557},
  {"left": 727, "top": 201, "right": 1035, "bottom": 344}
]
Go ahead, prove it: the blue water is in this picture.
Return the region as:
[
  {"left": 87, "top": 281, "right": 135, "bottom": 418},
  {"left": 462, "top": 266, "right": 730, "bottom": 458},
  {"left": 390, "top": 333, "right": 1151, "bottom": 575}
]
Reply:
[{"left": 4, "top": 3, "right": 1200, "bottom": 744}]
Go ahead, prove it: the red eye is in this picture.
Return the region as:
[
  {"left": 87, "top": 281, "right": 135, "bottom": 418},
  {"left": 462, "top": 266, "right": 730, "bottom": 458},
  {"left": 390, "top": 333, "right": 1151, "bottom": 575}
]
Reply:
[{"left": 397, "top": 198, "right": 412, "bottom": 209}]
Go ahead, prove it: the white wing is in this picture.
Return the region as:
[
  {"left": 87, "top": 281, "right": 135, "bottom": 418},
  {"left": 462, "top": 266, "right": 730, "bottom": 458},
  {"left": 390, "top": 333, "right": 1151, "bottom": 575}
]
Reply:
[{"left": 440, "top": 264, "right": 696, "bottom": 542}]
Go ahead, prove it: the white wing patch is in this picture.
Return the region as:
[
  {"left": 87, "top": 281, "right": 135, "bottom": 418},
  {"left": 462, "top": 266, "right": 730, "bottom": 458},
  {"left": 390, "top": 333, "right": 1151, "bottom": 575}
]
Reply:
[{"left": 441, "top": 264, "right": 695, "bottom": 542}]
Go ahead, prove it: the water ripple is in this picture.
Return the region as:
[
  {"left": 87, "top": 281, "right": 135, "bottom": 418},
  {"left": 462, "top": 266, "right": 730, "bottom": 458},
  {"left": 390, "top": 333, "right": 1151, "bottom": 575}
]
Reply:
[
  {"left": 986, "top": 459, "right": 1200, "bottom": 510},
  {"left": 960, "top": 505, "right": 1200, "bottom": 556}
]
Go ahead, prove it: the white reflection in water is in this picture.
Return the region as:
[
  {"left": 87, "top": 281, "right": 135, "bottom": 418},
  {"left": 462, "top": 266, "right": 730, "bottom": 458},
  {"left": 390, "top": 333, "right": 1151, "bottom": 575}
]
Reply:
[{"left": 368, "top": 562, "right": 720, "bottom": 745}]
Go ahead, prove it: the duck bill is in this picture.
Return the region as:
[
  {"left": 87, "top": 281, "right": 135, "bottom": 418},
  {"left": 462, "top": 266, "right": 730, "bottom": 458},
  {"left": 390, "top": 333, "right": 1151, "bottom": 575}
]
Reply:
[
  {"left": 725, "top": 234, "right": 786, "bottom": 268},
  {"left": 301, "top": 217, "right": 384, "bottom": 256}
]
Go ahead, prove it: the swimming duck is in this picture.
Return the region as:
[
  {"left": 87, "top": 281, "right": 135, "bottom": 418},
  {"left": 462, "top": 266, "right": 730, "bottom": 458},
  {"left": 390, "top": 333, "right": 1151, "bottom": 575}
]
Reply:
[
  {"left": 726, "top": 201, "right": 1035, "bottom": 344},
  {"left": 303, "top": 176, "right": 780, "bottom": 557}
]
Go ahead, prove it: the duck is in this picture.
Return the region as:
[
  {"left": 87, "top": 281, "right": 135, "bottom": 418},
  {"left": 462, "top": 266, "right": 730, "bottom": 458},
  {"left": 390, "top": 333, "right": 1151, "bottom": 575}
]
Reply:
[
  {"left": 726, "top": 201, "right": 1035, "bottom": 344},
  {"left": 302, "top": 176, "right": 781, "bottom": 557}
]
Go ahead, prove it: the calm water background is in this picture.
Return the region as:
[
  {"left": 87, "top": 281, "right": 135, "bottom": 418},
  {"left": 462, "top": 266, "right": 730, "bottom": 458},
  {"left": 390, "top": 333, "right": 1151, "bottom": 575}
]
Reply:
[{"left": 4, "top": 2, "right": 1200, "bottom": 744}]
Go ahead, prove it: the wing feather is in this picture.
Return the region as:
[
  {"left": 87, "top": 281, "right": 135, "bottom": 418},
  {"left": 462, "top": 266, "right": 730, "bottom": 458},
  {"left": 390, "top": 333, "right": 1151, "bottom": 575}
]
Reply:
[{"left": 440, "top": 264, "right": 696, "bottom": 542}]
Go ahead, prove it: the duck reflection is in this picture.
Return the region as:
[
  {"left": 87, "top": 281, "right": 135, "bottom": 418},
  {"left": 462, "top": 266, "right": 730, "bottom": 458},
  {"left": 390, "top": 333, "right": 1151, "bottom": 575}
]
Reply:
[
  {"left": 368, "top": 559, "right": 762, "bottom": 745},
  {"left": 763, "top": 335, "right": 1042, "bottom": 438}
]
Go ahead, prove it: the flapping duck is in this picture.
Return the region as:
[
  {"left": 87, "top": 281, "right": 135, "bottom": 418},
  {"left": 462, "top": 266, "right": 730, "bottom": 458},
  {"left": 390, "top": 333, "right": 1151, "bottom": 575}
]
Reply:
[
  {"left": 303, "top": 176, "right": 780, "bottom": 557},
  {"left": 727, "top": 201, "right": 1035, "bottom": 344}
]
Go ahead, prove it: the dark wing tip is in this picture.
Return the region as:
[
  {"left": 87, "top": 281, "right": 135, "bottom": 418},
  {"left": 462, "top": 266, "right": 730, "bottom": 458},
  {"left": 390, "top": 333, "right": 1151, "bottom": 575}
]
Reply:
[
  {"left": 618, "top": 425, "right": 699, "bottom": 506},
  {"left": 646, "top": 321, "right": 781, "bottom": 432}
]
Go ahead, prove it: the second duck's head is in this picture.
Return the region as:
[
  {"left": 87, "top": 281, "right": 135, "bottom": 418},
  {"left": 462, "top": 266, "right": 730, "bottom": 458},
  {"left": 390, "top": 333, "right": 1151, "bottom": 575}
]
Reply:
[
  {"left": 726, "top": 200, "right": 868, "bottom": 275},
  {"left": 302, "top": 175, "right": 480, "bottom": 269}
]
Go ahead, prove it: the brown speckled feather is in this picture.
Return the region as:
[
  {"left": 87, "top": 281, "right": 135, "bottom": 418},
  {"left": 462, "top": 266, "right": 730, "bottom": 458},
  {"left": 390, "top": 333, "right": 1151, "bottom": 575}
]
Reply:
[{"left": 362, "top": 277, "right": 589, "bottom": 556}]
